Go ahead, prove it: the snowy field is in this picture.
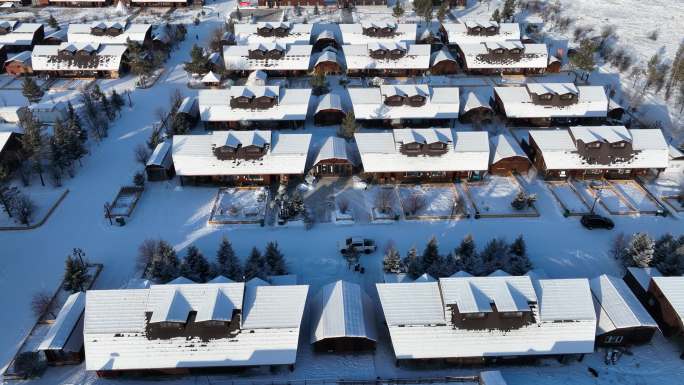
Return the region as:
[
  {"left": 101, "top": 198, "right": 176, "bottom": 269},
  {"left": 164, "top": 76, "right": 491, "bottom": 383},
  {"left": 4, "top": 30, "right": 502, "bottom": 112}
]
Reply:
[
  {"left": 209, "top": 187, "right": 268, "bottom": 224},
  {"left": 546, "top": 182, "right": 591, "bottom": 215},
  {"left": 397, "top": 184, "right": 461, "bottom": 219},
  {"left": 466, "top": 176, "right": 537, "bottom": 216},
  {"left": 0, "top": 0, "right": 683, "bottom": 384},
  {"left": 0, "top": 187, "right": 67, "bottom": 228}
]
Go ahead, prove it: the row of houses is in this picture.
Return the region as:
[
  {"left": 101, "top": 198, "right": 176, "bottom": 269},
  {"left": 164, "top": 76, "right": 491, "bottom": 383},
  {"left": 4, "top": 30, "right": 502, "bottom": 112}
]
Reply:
[
  {"left": 147, "top": 125, "right": 669, "bottom": 186},
  {"left": 6, "top": 0, "right": 201, "bottom": 7},
  {"left": 35, "top": 269, "right": 683, "bottom": 375},
  {"left": 193, "top": 83, "right": 621, "bottom": 129}
]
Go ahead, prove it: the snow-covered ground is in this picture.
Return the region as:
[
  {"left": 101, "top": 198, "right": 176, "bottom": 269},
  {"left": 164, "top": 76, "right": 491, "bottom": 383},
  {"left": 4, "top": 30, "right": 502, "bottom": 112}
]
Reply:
[
  {"left": 546, "top": 181, "right": 591, "bottom": 215},
  {"left": 209, "top": 187, "right": 268, "bottom": 224},
  {"left": 397, "top": 184, "right": 461, "bottom": 219},
  {"left": 466, "top": 175, "right": 537, "bottom": 216},
  {"left": 1, "top": 1, "right": 683, "bottom": 384},
  {"left": 609, "top": 180, "right": 662, "bottom": 213}
]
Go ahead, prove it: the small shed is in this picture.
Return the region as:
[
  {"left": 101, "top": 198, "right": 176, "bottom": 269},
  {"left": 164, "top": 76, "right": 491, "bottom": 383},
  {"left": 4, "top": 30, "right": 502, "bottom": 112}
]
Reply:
[
  {"left": 430, "top": 48, "right": 458, "bottom": 75},
  {"left": 648, "top": 276, "right": 684, "bottom": 336},
  {"left": 200, "top": 70, "right": 221, "bottom": 87},
  {"left": 489, "top": 133, "right": 531, "bottom": 175},
  {"left": 608, "top": 98, "right": 625, "bottom": 121},
  {"left": 4, "top": 51, "right": 32, "bottom": 76},
  {"left": 547, "top": 55, "right": 561, "bottom": 73},
  {"left": 310, "top": 280, "right": 377, "bottom": 352},
  {"left": 247, "top": 69, "right": 267, "bottom": 86},
  {"left": 146, "top": 141, "right": 174, "bottom": 181},
  {"left": 623, "top": 266, "right": 662, "bottom": 304},
  {"left": 29, "top": 101, "right": 68, "bottom": 123},
  {"left": 459, "top": 89, "right": 493, "bottom": 124},
  {"left": 312, "top": 136, "right": 357, "bottom": 177},
  {"left": 591, "top": 274, "right": 659, "bottom": 346},
  {"left": 313, "top": 30, "right": 338, "bottom": 51},
  {"left": 313, "top": 49, "right": 342, "bottom": 75},
  {"left": 314, "top": 93, "right": 346, "bottom": 126},
  {"left": 38, "top": 292, "right": 85, "bottom": 366}
]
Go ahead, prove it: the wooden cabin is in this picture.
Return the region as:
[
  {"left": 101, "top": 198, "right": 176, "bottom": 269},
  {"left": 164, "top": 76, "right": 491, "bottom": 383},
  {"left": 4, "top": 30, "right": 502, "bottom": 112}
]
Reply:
[
  {"left": 31, "top": 43, "right": 127, "bottom": 79},
  {"left": 489, "top": 134, "right": 530, "bottom": 176},
  {"left": 624, "top": 267, "right": 663, "bottom": 305},
  {"left": 459, "top": 89, "right": 494, "bottom": 124},
  {"left": 647, "top": 277, "right": 684, "bottom": 337},
  {"left": 223, "top": 43, "right": 312, "bottom": 78},
  {"left": 38, "top": 292, "right": 85, "bottom": 366},
  {"left": 343, "top": 43, "right": 430, "bottom": 78},
  {"left": 430, "top": 48, "right": 459, "bottom": 75},
  {"left": 3, "top": 51, "right": 32, "bottom": 76},
  {"left": 314, "top": 93, "right": 346, "bottom": 126},
  {"left": 313, "top": 49, "right": 342, "bottom": 75},
  {"left": 311, "top": 136, "right": 357, "bottom": 177},
  {"left": 456, "top": 41, "right": 548, "bottom": 75},
  {"left": 146, "top": 141, "right": 174, "bottom": 181},
  {"left": 45, "top": 0, "right": 111, "bottom": 6}
]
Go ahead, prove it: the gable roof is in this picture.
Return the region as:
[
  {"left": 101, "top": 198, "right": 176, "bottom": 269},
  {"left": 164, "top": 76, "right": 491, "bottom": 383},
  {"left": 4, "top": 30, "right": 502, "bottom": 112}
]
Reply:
[
  {"left": 590, "top": 274, "right": 657, "bottom": 334},
  {"left": 627, "top": 267, "right": 662, "bottom": 292},
  {"left": 490, "top": 133, "right": 528, "bottom": 164},
  {"left": 538, "top": 279, "right": 596, "bottom": 322},
  {"left": 314, "top": 136, "right": 356, "bottom": 166},
  {"left": 440, "top": 275, "right": 536, "bottom": 314},
  {"left": 233, "top": 23, "right": 312, "bottom": 45},
  {"left": 38, "top": 292, "right": 85, "bottom": 351},
  {"left": 348, "top": 86, "right": 459, "bottom": 120},
  {"left": 459, "top": 42, "right": 548, "bottom": 70},
  {"left": 376, "top": 282, "right": 446, "bottom": 326},
  {"left": 242, "top": 284, "right": 309, "bottom": 329},
  {"left": 442, "top": 22, "right": 520, "bottom": 45},
  {"left": 343, "top": 44, "right": 431, "bottom": 70},
  {"left": 310, "top": 281, "right": 377, "bottom": 343},
  {"left": 339, "top": 23, "right": 417, "bottom": 44},
  {"left": 223, "top": 44, "right": 312, "bottom": 71},
  {"left": 198, "top": 87, "right": 311, "bottom": 122},
  {"left": 67, "top": 23, "right": 151, "bottom": 44},
  {"left": 494, "top": 84, "right": 608, "bottom": 119},
  {"left": 651, "top": 276, "right": 684, "bottom": 324}
]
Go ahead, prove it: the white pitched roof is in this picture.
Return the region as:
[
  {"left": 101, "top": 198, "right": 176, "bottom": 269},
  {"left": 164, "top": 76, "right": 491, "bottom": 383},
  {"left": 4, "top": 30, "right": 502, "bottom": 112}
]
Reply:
[
  {"left": 440, "top": 276, "right": 536, "bottom": 314},
  {"left": 570, "top": 125, "right": 631, "bottom": 144},
  {"left": 38, "top": 292, "right": 85, "bottom": 351},
  {"left": 383, "top": 273, "right": 414, "bottom": 283},
  {"left": 172, "top": 131, "right": 311, "bottom": 177},
  {"left": 651, "top": 276, "right": 684, "bottom": 324},
  {"left": 314, "top": 136, "right": 354, "bottom": 166},
  {"left": 166, "top": 276, "right": 194, "bottom": 285},
  {"left": 223, "top": 44, "right": 312, "bottom": 71},
  {"left": 443, "top": 22, "right": 520, "bottom": 45},
  {"left": 627, "top": 267, "right": 662, "bottom": 292},
  {"left": 376, "top": 282, "right": 446, "bottom": 326},
  {"left": 460, "top": 88, "right": 493, "bottom": 114},
  {"left": 233, "top": 23, "right": 312, "bottom": 45},
  {"left": 241, "top": 285, "right": 308, "bottom": 329},
  {"left": 459, "top": 42, "right": 548, "bottom": 70},
  {"left": 208, "top": 275, "right": 234, "bottom": 284},
  {"left": 67, "top": 23, "right": 151, "bottom": 44},
  {"left": 201, "top": 70, "right": 221, "bottom": 83},
  {"left": 315, "top": 93, "right": 344, "bottom": 114},
  {"left": 310, "top": 281, "right": 377, "bottom": 343},
  {"left": 339, "top": 23, "right": 417, "bottom": 44},
  {"left": 414, "top": 273, "right": 436, "bottom": 282},
  {"left": 529, "top": 128, "right": 669, "bottom": 170},
  {"left": 0, "top": 106, "right": 26, "bottom": 124},
  {"left": 348, "top": 86, "right": 459, "bottom": 120},
  {"left": 494, "top": 84, "right": 608, "bottom": 118},
  {"left": 590, "top": 274, "right": 657, "bottom": 334},
  {"left": 199, "top": 87, "right": 311, "bottom": 122},
  {"left": 31, "top": 43, "right": 127, "bottom": 72},
  {"left": 343, "top": 44, "right": 431, "bottom": 71},
  {"left": 538, "top": 279, "right": 596, "bottom": 322},
  {"left": 355, "top": 130, "right": 489, "bottom": 173},
  {"left": 490, "top": 133, "right": 528, "bottom": 164},
  {"left": 0, "top": 22, "right": 41, "bottom": 46},
  {"left": 84, "top": 283, "right": 307, "bottom": 371}
]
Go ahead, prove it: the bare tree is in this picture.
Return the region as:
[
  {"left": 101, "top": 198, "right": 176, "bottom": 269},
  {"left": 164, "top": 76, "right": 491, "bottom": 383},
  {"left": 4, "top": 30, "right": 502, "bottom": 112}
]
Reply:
[
  {"left": 138, "top": 238, "right": 159, "bottom": 269},
  {"left": 12, "top": 193, "right": 36, "bottom": 225},
  {"left": 610, "top": 232, "right": 628, "bottom": 261},
  {"left": 337, "top": 197, "right": 350, "bottom": 214},
  {"left": 375, "top": 188, "right": 395, "bottom": 214},
  {"left": 403, "top": 192, "right": 426, "bottom": 215},
  {"left": 31, "top": 290, "right": 55, "bottom": 319},
  {"left": 155, "top": 107, "right": 170, "bottom": 133},
  {"left": 169, "top": 88, "right": 183, "bottom": 115},
  {"left": 134, "top": 144, "right": 151, "bottom": 166}
]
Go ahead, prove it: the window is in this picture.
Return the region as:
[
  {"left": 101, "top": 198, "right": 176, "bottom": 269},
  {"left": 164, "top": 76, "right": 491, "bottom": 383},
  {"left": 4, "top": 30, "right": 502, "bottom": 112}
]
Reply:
[
  {"left": 587, "top": 142, "right": 601, "bottom": 149},
  {"left": 560, "top": 93, "right": 575, "bottom": 100},
  {"left": 494, "top": 48, "right": 505, "bottom": 54},
  {"left": 611, "top": 142, "right": 626, "bottom": 148},
  {"left": 464, "top": 312, "right": 486, "bottom": 319},
  {"left": 501, "top": 311, "right": 524, "bottom": 318},
  {"left": 604, "top": 335, "right": 623, "bottom": 344},
  {"left": 246, "top": 175, "right": 263, "bottom": 181},
  {"left": 559, "top": 171, "right": 567, "bottom": 177},
  {"left": 539, "top": 93, "right": 553, "bottom": 100},
  {"left": 404, "top": 143, "right": 421, "bottom": 152},
  {"left": 405, "top": 172, "right": 423, "bottom": 177}
]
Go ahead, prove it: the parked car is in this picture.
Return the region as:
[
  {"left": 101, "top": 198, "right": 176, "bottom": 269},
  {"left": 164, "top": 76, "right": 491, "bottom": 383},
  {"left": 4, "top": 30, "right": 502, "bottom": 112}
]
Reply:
[
  {"left": 580, "top": 214, "right": 615, "bottom": 230},
  {"left": 339, "top": 237, "right": 377, "bottom": 255}
]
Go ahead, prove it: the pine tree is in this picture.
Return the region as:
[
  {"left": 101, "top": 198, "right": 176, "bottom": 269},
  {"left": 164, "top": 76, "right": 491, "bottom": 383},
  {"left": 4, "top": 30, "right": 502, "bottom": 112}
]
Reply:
[
  {"left": 456, "top": 234, "right": 480, "bottom": 274},
  {"left": 180, "top": 245, "right": 211, "bottom": 282},
  {"left": 150, "top": 240, "right": 180, "bottom": 282},
  {"left": 19, "top": 111, "right": 45, "bottom": 186},
  {"left": 392, "top": 1, "right": 405, "bottom": 18},
  {"left": 184, "top": 44, "right": 210, "bottom": 75},
  {"left": 383, "top": 246, "right": 403, "bottom": 273},
  {"left": 338, "top": 111, "right": 357, "bottom": 139},
  {"left": 436, "top": 1, "right": 449, "bottom": 23},
  {"left": 480, "top": 238, "right": 509, "bottom": 275},
  {"left": 62, "top": 249, "right": 89, "bottom": 293},
  {"left": 509, "top": 235, "right": 526, "bottom": 257},
  {"left": 110, "top": 89, "right": 125, "bottom": 113},
  {"left": 264, "top": 241, "right": 287, "bottom": 275},
  {"left": 215, "top": 236, "right": 243, "bottom": 281},
  {"left": 623, "top": 233, "right": 655, "bottom": 268},
  {"left": 244, "top": 247, "right": 267, "bottom": 280},
  {"left": 654, "top": 234, "right": 684, "bottom": 275},
  {"left": 422, "top": 236, "right": 440, "bottom": 272},
  {"left": 507, "top": 235, "right": 532, "bottom": 275},
  {"left": 101, "top": 93, "right": 115, "bottom": 121},
  {"left": 0, "top": 167, "right": 19, "bottom": 218},
  {"left": 404, "top": 247, "right": 423, "bottom": 279},
  {"left": 48, "top": 14, "right": 59, "bottom": 30},
  {"left": 21, "top": 78, "right": 44, "bottom": 104},
  {"left": 491, "top": 9, "right": 501, "bottom": 23},
  {"left": 501, "top": 0, "right": 516, "bottom": 21},
  {"left": 569, "top": 39, "right": 598, "bottom": 81}
]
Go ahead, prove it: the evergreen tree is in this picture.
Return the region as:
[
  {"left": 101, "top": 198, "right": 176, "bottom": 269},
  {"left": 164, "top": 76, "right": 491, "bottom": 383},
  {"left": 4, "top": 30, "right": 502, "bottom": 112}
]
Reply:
[
  {"left": 623, "top": 233, "right": 655, "bottom": 268},
  {"left": 150, "top": 240, "right": 180, "bottom": 282},
  {"left": 21, "top": 78, "right": 44, "bottom": 104},
  {"left": 127, "top": 40, "right": 155, "bottom": 87},
  {"left": 404, "top": 247, "right": 423, "bottom": 278},
  {"left": 654, "top": 234, "right": 684, "bottom": 275},
  {"left": 49, "top": 120, "right": 69, "bottom": 180},
  {"left": 383, "top": 246, "right": 403, "bottom": 273},
  {"left": 422, "top": 236, "right": 440, "bottom": 272},
  {"left": 48, "top": 14, "right": 59, "bottom": 30},
  {"left": 19, "top": 111, "right": 45, "bottom": 186},
  {"left": 509, "top": 235, "right": 526, "bottom": 257},
  {"left": 184, "top": 44, "right": 210, "bottom": 75},
  {"left": 443, "top": 251, "right": 465, "bottom": 276},
  {"left": 110, "top": 89, "right": 125, "bottom": 113},
  {"left": 101, "top": 93, "right": 115, "bottom": 121},
  {"left": 507, "top": 235, "right": 532, "bottom": 275},
  {"left": 0, "top": 167, "right": 19, "bottom": 218},
  {"left": 244, "top": 247, "right": 267, "bottom": 280},
  {"left": 392, "top": 1, "right": 405, "bottom": 18},
  {"left": 310, "top": 71, "right": 328, "bottom": 95},
  {"left": 480, "top": 238, "right": 509, "bottom": 275},
  {"left": 436, "top": 1, "right": 449, "bottom": 23},
  {"left": 491, "top": 9, "right": 501, "bottom": 23},
  {"left": 456, "top": 235, "right": 480, "bottom": 274},
  {"left": 62, "top": 249, "right": 89, "bottom": 293},
  {"left": 570, "top": 39, "right": 598, "bottom": 81},
  {"left": 180, "top": 245, "right": 211, "bottom": 282},
  {"left": 264, "top": 241, "right": 287, "bottom": 275},
  {"left": 313, "top": 4, "right": 319, "bottom": 15},
  {"left": 215, "top": 236, "right": 243, "bottom": 281},
  {"left": 338, "top": 111, "right": 358, "bottom": 139},
  {"left": 501, "top": 0, "right": 516, "bottom": 21}
]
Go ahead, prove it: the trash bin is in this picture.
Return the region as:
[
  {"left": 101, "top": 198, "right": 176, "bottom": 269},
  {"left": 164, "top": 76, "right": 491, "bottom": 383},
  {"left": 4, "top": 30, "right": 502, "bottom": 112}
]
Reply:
[{"left": 115, "top": 216, "right": 126, "bottom": 226}]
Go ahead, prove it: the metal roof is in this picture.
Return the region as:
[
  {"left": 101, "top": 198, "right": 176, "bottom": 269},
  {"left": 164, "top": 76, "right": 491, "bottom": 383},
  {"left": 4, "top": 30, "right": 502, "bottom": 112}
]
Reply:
[
  {"left": 591, "top": 274, "right": 657, "bottom": 334},
  {"left": 310, "top": 281, "right": 377, "bottom": 344}
]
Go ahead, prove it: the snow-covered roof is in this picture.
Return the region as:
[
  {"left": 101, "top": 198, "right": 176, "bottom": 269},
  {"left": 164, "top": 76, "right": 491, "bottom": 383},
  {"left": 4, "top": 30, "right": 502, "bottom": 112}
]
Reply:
[
  {"left": 234, "top": 22, "right": 312, "bottom": 45},
  {"left": 177, "top": 96, "right": 198, "bottom": 117},
  {"left": 314, "top": 50, "right": 338, "bottom": 68},
  {"left": 242, "top": 284, "right": 308, "bottom": 329},
  {"left": 355, "top": 129, "right": 489, "bottom": 173},
  {"left": 38, "top": 292, "right": 85, "bottom": 351},
  {"left": 208, "top": 275, "right": 234, "bottom": 284},
  {"left": 315, "top": 93, "right": 344, "bottom": 114},
  {"left": 459, "top": 42, "right": 548, "bottom": 70},
  {"left": 314, "top": 136, "right": 356, "bottom": 166},
  {"left": 480, "top": 370, "right": 508, "bottom": 385},
  {"left": 223, "top": 44, "right": 312, "bottom": 71},
  {"left": 591, "top": 274, "right": 657, "bottom": 335},
  {"left": 570, "top": 125, "right": 631, "bottom": 144},
  {"left": 44, "top": 29, "right": 67, "bottom": 42},
  {"left": 443, "top": 22, "right": 520, "bottom": 45},
  {"left": 246, "top": 277, "right": 270, "bottom": 287},
  {"left": 343, "top": 44, "right": 431, "bottom": 71},
  {"left": 146, "top": 140, "right": 172, "bottom": 168},
  {"left": 529, "top": 127, "right": 669, "bottom": 170},
  {"left": 4, "top": 50, "right": 31, "bottom": 64},
  {"left": 172, "top": 131, "right": 311, "bottom": 177},
  {"left": 166, "top": 276, "right": 194, "bottom": 285},
  {"left": 310, "top": 280, "right": 377, "bottom": 344},
  {"left": 460, "top": 88, "right": 493, "bottom": 114},
  {"left": 440, "top": 275, "right": 536, "bottom": 314},
  {"left": 84, "top": 282, "right": 308, "bottom": 371},
  {"left": 376, "top": 282, "right": 446, "bottom": 326},
  {"left": 0, "top": 22, "right": 41, "bottom": 46},
  {"left": 490, "top": 133, "right": 528, "bottom": 164},
  {"left": 414, "top": 273, "right": 436, "bottom": 282},
  {"left": 0, "top": 132, "right": 15, "bottom": 153},
  {"left": 451, "top": 270, "right": 473, "bottom": 278},
  {"left": 31, "top": 43, "right": 127, "bottom": 72},
  {"left": 198, "top": 87, "right": 311, "bottom": 122},
  {"left": 430, "top": 48, "right": 456, "bottom": 66},
  {"left": 668, "top": 143, "right": 684, "bottom": 160},
  {"left": 201, "top": 70, "right": 221, "bottom": 83},
  {"left": 339, "top": 23, "right": 417, "bottom": 44},
  {"left": 0, "top": 106, "right": 26, "bottom": 124},
  {"left": 247, "top": 69, "right": 268, "bottom": 85},
  {"left": 494, "top": 84, "right": 608, "bottom": 118},
  {"left": 348, "top": 85, "right": 459, "bottom": 120},
  {"left": 627, "top": 267, "right": 662, "bottom": 292},
  {"left": 383, "top": 273, "right": 414, "bottom": 283},
  {"left": 377, "top": 277, "right": 597, "bottom": 360},
  {"left": 67, "top": 23, "right": 151, "bottom": 44},
  {"left": 651, "top": 276, "right": 684, "bottom": 324}
]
